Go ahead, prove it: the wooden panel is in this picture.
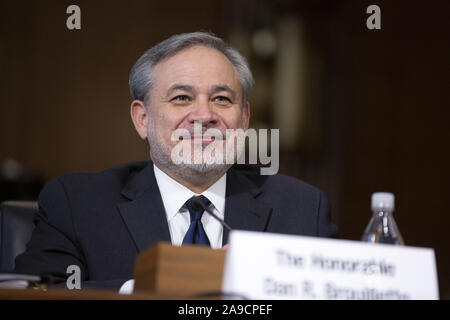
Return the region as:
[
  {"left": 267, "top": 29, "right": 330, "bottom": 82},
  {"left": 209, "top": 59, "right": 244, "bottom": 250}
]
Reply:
[
  {"left": 134, "top": 243, "right": 226, "bottom": 297},
  {"left": 0, "top": 288, "right": 219, "bottom": 300}
]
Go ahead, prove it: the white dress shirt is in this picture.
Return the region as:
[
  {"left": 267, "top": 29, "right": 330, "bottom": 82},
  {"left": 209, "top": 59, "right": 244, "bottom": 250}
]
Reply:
[
  {"left": 153, "top": 163, "right": 226, "bottom": 250},
  {"left": 119, "top": 164, "right": 227, "bottom": 294}
]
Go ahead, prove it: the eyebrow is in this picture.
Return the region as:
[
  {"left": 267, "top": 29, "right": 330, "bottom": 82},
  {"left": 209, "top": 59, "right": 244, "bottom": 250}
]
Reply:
[
  {"left": 165, "top": 83, "right": 237, "bottom": 100},
  {"left": 210, "top": 85, "right": 236, "bottom": 100},
  {"left": 166, "top": 84, "right": 195, "bottom": 97}
]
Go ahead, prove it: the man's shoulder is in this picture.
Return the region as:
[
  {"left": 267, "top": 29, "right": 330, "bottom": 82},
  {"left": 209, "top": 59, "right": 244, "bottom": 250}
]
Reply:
[
  {"left": 230, "top": 165, "right": 323, "bottom": 196},
  {"left": 45, "top": 161, "right": 150, "bottom": 193}
]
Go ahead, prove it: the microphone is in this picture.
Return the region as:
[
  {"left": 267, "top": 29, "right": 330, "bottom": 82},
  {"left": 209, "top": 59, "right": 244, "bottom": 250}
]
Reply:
[{"left": 191, "top": 196, "right": 232, "bottom": 232}]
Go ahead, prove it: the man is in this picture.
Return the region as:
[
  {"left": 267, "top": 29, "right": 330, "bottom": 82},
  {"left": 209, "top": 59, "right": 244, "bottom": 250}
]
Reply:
[{"left": 14, "top": 32, "right": 338, "bottom": 290}]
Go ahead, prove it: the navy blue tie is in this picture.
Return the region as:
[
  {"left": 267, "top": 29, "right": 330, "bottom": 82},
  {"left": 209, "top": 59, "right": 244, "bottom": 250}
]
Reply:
[{"left": 182, "top": 195, "right": 211, "bottom": 246}]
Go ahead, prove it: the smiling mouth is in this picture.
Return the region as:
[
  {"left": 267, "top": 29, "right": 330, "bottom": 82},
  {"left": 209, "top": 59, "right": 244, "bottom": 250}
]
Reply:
[{"left": 191, "top": 136, "right": 216, "bottom": 144}]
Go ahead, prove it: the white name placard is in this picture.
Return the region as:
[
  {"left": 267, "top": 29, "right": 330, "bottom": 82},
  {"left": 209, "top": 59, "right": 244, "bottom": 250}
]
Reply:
[{"left": 222, "top": 231, "right": 439, "bottom": 300}]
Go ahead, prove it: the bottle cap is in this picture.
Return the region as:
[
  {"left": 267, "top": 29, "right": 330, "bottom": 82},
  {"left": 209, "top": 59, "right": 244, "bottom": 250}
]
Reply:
[{"left": 371, "top": 192, "right": 395, "bottom": 210}]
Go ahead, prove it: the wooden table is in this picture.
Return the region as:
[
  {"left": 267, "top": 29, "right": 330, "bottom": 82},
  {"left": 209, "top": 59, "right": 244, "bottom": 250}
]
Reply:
[{"left": 0, "top": 288, "right": 221, "bottom": 300}]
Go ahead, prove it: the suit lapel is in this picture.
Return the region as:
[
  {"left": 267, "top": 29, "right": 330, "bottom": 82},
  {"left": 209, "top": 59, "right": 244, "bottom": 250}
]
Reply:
[
  {"left": 223, "top": 167, "right": 273, "bottom": 245},
  {"left": 117, "top": 162, "right": 171, "bottom": 252},
  {"left": 116, "top": 162, "right": 271, "bottom": 249}
]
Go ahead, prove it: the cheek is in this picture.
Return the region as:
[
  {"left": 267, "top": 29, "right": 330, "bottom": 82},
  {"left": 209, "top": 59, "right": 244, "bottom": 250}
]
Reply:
[
  {"left": 152, "top": 110, "right": 186, "bottom": 139},
  {"left": 222, "top": 111, "right": 246, "bottom": 129}
]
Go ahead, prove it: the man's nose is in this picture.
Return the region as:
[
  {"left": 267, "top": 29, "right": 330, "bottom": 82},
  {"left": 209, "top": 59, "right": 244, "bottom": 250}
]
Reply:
[{"left": 188, "top": 97, "right": 218, "bottom": 125}]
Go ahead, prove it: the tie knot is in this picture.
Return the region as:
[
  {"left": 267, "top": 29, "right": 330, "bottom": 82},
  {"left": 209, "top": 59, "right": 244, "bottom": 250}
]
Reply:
[
  {"left": 182, "top": 195, "right": 211, "bottom": 246},
  {"left": 185, "top": 195, "right": 211, "bottom": 221}
]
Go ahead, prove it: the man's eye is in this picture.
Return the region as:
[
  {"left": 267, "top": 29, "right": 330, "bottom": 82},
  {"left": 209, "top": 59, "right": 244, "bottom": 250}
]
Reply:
[
  {"left": 213, "top": 96, "right": 231, "bottom": 103},
  {"left": 172, "top": 95, "right": 191, "bottom": 102}
]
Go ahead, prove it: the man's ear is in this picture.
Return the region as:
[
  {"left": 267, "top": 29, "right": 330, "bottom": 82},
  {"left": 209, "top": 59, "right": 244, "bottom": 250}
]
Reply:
[
  {"left": 243, "top": 101, "right": 250, "bottom": 130},
  {"left": 130, "top": 100, "right": 148, "bottom": 140}
]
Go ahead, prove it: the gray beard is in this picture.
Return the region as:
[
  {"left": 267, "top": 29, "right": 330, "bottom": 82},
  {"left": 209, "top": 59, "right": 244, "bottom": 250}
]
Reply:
[{"left": 147, "top": 122, "right": 232, "bottom": 183}]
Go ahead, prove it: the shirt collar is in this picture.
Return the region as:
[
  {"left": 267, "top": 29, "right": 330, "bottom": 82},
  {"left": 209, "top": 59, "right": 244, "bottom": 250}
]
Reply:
[{"left": 153, "top": 164, "right": 226, "bottom": 221}]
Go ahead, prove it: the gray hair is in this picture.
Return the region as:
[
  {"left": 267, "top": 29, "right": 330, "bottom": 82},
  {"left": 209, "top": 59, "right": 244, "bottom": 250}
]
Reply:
[{"left": 129, "top": 32, "right": 254, "bottom": 106}]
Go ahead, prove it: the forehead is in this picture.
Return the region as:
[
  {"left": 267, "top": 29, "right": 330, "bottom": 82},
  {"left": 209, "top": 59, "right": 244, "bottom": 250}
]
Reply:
[{"left": 151, "top": 46, "right": 241, "bottom": 92}]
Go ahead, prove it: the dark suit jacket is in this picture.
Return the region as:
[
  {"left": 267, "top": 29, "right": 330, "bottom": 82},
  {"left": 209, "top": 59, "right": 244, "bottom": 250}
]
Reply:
[{"left": 14, "top": 161, "right": 338, "bottom": 289}]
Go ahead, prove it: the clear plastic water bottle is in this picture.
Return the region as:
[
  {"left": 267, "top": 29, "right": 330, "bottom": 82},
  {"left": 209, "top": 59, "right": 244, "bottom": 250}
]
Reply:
[{"left": 361, "top": 192, "right": 404, "bottom": 245}]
